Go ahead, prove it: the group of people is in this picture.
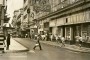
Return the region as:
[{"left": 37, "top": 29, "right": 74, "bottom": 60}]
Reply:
[
  {"left": 50, "top": 34, "right": 66, "bottom": 47},
  {"left": 75, "top": 35, "right": 88, "bottom": 48},
  {"left": 32, "top": 32, "right": 89, "bottom": 50},
  {"left": 33, "top": 34, "right": 66, "bottom": 50}
]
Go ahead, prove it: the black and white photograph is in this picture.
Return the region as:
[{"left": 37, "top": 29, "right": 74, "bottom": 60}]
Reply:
[{"left": 0, "top": 0, "right": 90, "bottom": 60}]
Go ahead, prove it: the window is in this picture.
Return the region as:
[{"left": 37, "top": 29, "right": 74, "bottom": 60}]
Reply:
[
  {"left": 24, "top": 0, "right": 27, "bottom": 3},
  {"left": 66, "top": 18, "right": 68, "bottom": 23},
  {"left": 24, "top": 14, "right": 27, "bottom": 19},
  {"left": 44, "top": 22, "right": 49, "bottom": 28}
]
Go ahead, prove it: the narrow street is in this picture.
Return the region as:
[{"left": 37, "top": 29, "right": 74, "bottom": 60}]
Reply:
[
  {"left": 13, "top": 38, "right": 90, "bottom": 60},
  {"left": 0, "top": 52, "right": 28, "bottom": 60},
  {"left": 0, "top": 38, "right": 90, "bottom": 60},
  {"left": 1, "top": 0, "right": 90, "bottom": 60}
]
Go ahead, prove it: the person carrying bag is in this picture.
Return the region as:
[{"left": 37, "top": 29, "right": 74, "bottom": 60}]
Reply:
[{"left": 33, "top": 34, "right": 42, "bottom": 50}]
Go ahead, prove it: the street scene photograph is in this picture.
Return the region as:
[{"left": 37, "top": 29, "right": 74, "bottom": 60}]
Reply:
[{"left": 0, "top": 0, "right": 90, "bottom": 60}]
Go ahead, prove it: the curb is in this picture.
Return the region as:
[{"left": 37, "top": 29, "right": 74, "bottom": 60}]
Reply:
[
  {"left": 5, "top": 49, "right": 29, "bottom": 53},
  {"left": 40, "top": 41, "right": 90, "bottom": 53}
]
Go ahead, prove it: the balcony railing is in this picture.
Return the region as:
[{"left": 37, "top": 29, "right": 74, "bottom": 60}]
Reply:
[{"left": 34, "top": 0, "right": 82, "bottom": 20}]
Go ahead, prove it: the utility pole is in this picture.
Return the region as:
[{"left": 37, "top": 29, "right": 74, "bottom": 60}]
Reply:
[
  {"left": 27, "top": 8, "right": 30, "bottom": 38},
  {"left": 1, "top": 6, "right": 4, "bottom": 29},
  {"left": 27, "top": 8, "right": 30, "bottom": 27}
]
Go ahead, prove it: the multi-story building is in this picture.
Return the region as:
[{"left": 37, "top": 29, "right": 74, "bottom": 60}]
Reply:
[
  {"left": 12, "top": 10, "right": 19, "bottom": 29},
  {"left": 0, "top": 0, "right": 8, "bottom": 29},
  {"left": 23, "top": 0, "right": 30, "bottom": 37},
  {"left": 31, "top": 0, "right": 90, "bottom": 47},
  {"left": 12, "top": 8, "right": 24, "bottom": 37},
  {"left": 29, "top": 0, "right": 51, "bottom": 36},
  {"left": 17, "top": 8, "right": 24, "bottom": 37},
  {"left": 23, "top": 0, "right": 36, "bottom": 37},
  {"left": 0, "top": 0, "right": 9, "bottom": 37},
  {"left": 12, "top": 10, "right": 20, "bottom": 37},
  {"left": 19, "top": 0, "right": 90, "bottom": 47}
]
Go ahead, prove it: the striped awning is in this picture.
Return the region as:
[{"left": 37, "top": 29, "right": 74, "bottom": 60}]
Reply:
[{"left": 3, "top": 23, "right": 14, "bottom": 29}]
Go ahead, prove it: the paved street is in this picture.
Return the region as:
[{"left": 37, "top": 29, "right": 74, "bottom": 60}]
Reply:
[
  {"left": 0, "top": 38, "right": 90, "bottom": 60},
  {"left": 13, "top": 38, "right": 90, "bottom": 60},
  {"left": 0, "top": 52, "right": 28, "bottom": 60}
]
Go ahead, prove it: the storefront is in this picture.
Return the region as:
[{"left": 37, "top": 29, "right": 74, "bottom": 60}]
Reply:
[
  {"left": 81, "top": 24, "right": 90, "bottom": 47},
  {"left": 49, "top": 19, "right": 57, "bottom": 36}
]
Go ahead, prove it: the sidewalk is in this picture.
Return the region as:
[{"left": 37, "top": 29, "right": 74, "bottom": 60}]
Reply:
[{"left": 5, "top": 38, "right": 28, "bottom": 53}]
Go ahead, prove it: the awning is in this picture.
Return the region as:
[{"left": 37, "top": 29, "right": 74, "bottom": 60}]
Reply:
[{"left": 3, "top": 23, "right": 14, "bottom": 29}]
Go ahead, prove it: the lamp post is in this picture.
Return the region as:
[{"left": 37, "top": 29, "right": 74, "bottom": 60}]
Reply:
[
  {"left": 34, "top": 19, "right": 38, "bottom": 35},
  {"left": 1, "top": 5, "right": 5, "bottom": 30},
  {"left": 27, "top": 8, "right": 30, "bottom": 27},
  {"left": 27, "top": 8, "right": 30, "bottom": 38}
]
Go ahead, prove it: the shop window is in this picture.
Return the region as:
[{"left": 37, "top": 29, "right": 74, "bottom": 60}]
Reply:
[
  {"left": 66, "top": 27, "right": 70, "bottom": 40},
  {"left": 49, "top": 27, "right": 52, "bottom": 33},
  {"left": 44, "top": 22, "right": 49, "bottom": 28},
  {"left": 76, "top": 26, "right": 81, "bottom": 36}
]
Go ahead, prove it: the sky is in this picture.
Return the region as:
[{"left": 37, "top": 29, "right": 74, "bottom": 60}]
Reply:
[{"left": 7, "top": 0, "right": 23, "bottom": 23}]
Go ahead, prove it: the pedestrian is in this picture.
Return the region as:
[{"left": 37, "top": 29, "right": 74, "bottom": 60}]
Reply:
[
  {"left": 61, "top": 37, "right": 65, "bottom": 47},
  {"left": 33, "top": 34, "right": 42, "bottom": 50},
  {"left": 75, "top": 35, "right": 80, "bottom": 47},
  {"left": 25, "top": 34, "right": 28, "bottom": 38},
  {"left": 55, "top": 34, "right": 59, "bottom": 43},
  {"left": 79, "top": 36, "right": 83, "bottom": 48},
  {"left": 50, "top": 34, "right": 53, "bottom": 41},
  {"left": 3, "top": 35, "right": 6, "bottom": 47},
  {"left": 6, "top": 34, "right": 11, "bottom": 50}
]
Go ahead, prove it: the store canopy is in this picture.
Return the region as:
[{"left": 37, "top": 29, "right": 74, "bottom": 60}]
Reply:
[{"left": 3, "top": 23, "right": 14, "bottom": 29}]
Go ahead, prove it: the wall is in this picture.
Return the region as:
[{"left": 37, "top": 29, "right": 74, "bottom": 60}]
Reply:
[{"left": 0, "top": 0, "right": 3, "bottom": 4}]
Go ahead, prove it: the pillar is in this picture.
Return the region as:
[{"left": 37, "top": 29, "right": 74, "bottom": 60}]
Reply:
[
  {"left": 61, "top": 28, "right": 63, "bottom": 37},
  {"left": 1, "top": 6, "right": 4, "bottom": 30},
  {"left": 70, "top": 27, "right": 73, "bottom": 40}
]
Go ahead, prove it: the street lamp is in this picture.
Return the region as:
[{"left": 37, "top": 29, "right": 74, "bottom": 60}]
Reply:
[
  {"left": 27, "top": 8, "right": 30, "bottom": 27},
  {"left": 27, "top": 8, "right": 30, "bottom": 38}
]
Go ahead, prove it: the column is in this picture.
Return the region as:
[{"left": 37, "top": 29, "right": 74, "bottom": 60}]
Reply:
[
  {"left": 1, "top": 6, "right": 4, "bottom": 30},
  {"left": 70, "top": 27, "right": 73, "bottom": 40},
  {"left": 61, "top": 28, "right": 63, "bottom": 37},
  {"left": 65, "top": 27, "right": 67, "bottom": 39}
]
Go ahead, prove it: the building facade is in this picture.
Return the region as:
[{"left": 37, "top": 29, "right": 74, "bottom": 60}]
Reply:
[
  {"left": 12, "top": 0, "right": 90, "bottom": 47},
  {"left": 0, "top": 0, "right": 8, "bottom": 29},
  {"left": 12, "top": 9, "right": 23, "bottom": 37},
  {"left": 30, "top": 0, "right": 90, "bottom": 46}
]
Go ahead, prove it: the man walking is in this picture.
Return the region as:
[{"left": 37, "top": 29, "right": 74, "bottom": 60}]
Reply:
[
  {"left": 6, "top": 34, "right": 10, "bottom": 50},
  {"left": 33, "top": 34, "right": 42, "bottom": 50},
  {"left": 61, "top": 37, "right": 65, "bottom": 47}
]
